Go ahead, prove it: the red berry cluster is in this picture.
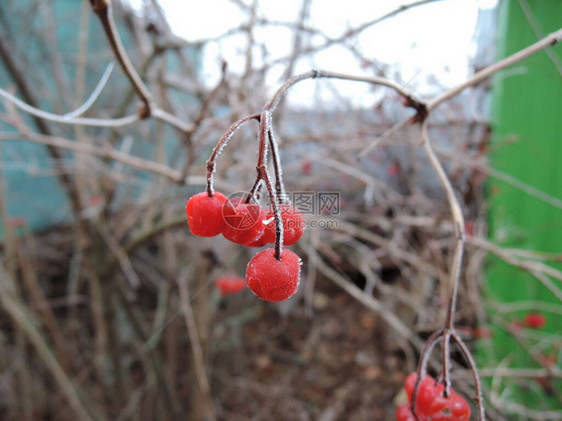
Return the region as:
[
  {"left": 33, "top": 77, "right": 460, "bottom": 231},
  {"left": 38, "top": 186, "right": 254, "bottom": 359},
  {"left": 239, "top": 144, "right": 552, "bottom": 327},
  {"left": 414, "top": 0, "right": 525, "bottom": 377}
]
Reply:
[
  {"left": 185, "top": 190, "right": 304, "bottom": 302},
  {"left": 396, "top": 373, "right": 471, "bottom": 421}
]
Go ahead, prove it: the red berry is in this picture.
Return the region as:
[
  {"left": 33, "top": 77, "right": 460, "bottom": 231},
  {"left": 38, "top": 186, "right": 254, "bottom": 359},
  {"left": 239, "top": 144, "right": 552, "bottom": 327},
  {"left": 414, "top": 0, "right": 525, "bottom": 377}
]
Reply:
[
  {"left": 388, "top": 162, "right": 400, "bottom": 176},
  {"left": 395, "top": 404, "right": 428, "bottom": 421},
  {"left": 262, "top": 204, "right": 305, "bottom": 246},
  {"left": 301, "top": 160, "right": 312, "bottom": 175},
  {"left": 405, "top": 373, "right": 441, "bottom": 415},
  {"left": 449, "top": 393, "right": 471, "bottom": 419},
  {"left": 215, "top": 276, "right": 246, "bottom": 297},
  {"left": 245, "top": 232, "right": 270, "bottom": 247},
  {"left": 185, "top": 191, "right": 227, "bottom": 237},
  {"left": 246, "top": 248, "right": 301, "bottom": 302},
  {"left": 7, "top": 217, "right": 27, "bottom": 228},
  {"left": 431, "top": 392, "right": 471, "bottom": 420},
  {"left": 418, "top": 379, "right": 445, "bottom": 415},
  {"left": 464, "top": 220, "right": 474, "bottom": 236},
  {"left": 395, "top": 404, "right": 414, "bottom": 421},
  {"left": 473, "top": 326, "right": 493, "bottom": 339},
  {"left": 222, "top": 197, "right": 266, "bottom": 245},
  {"left": 89, "top": 195, "right": 102, "bottom": 206},
  {"left": 403, "top": 372, "right": 470, "bottom": 420},
  {"left": 523, "top": 312, "right": 546, "bottom": 329},
  {"left": 404, "top": 372, "right": 418, "bottom": 402}
]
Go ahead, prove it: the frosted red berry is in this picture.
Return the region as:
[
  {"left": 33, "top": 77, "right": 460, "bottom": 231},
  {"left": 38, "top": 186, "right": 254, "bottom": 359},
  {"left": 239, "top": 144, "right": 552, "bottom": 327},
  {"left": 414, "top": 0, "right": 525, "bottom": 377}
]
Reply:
[
  {"left": 262, "top": 204, "right": 305, "bottom": 246},
  {"left": 222, "top": 196, "right": 266, "bottom": 245},
  {"left": 246, "top": 248, "right": 301, "bottom": 302},
  {"left": 523, "top": 312, "right": 546, "bottom": 329},
  {"left": 215, "top": 276, "right": 246, "bottom": 297},
  {"left": 185, "top": 191, "right": 227, "bottom": 237}
]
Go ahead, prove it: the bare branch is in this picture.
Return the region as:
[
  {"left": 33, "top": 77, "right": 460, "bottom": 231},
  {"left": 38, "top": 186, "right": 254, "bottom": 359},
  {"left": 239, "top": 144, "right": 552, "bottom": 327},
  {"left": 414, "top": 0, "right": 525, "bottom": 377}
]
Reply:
[
  {"left": 89, "top": 0, "right": 194, "bottom": 133},
  {"left": 0, "top": 86, "right": 140, "bottom": 127},
  {"left": 428, "top": 28, "right": 562, "bottom": 110}
]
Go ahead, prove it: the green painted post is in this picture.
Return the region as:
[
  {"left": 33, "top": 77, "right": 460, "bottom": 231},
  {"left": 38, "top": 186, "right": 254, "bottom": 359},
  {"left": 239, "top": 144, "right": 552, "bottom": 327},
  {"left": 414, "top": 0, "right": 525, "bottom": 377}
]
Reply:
[{"left": 484, "top": 0, "right": 562, "bottom": 413}]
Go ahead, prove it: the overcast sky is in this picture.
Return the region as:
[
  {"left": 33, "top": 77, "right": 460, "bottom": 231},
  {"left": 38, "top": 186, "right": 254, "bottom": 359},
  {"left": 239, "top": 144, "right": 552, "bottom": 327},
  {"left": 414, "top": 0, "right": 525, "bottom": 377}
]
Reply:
[{"left": 128, "top": 0, "right": 498, "bottom": 107}]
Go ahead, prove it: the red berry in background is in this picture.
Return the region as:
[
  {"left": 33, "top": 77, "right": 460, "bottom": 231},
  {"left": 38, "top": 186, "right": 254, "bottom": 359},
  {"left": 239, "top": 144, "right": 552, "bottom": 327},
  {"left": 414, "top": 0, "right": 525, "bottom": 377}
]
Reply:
[
  {"left": 7, "top": 217, "right": 27, "bottom": 228},
  {"left": 215, "top": 276, "right": 246, "bottom": 297},
  {"left": 246, "top": 248, "right": 301, "bottom": 302},
  {"left": 89, "top": 195, "right": 102, "bottom": 206},
  {"left": 185, "top": 191, "right": 227, "bottom": 237},
  {"left": 464, "top": 220, "right": 474, "bottom": 236},
  {"left": 523, "top": 312, "right": 546, "bottom": 329},
  {"left": 301, "top": 160, "right": 312, "bottom": 175},
  {"left": 388, "top": 162, "right": 400, "bottom": 176},
  {"left": 222, "top": 196, "right": 265, "bottom": 245},
  {"left": 262, "top": 204, "right": 305, "bottom": 246},
  {"left": 473, "top": 326, "right": 493, "bottom": 339}
]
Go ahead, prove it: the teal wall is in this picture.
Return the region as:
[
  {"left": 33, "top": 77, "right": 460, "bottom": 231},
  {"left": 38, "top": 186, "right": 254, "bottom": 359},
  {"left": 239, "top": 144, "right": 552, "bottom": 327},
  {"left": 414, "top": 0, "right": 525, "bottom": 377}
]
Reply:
[{"left": 0, "top": 0, "right": 199, "bottom": 236}]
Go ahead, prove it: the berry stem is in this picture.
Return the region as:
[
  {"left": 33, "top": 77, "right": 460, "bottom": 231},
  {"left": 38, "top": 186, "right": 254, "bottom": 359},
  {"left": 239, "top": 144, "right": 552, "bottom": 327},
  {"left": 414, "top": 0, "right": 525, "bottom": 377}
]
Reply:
[
  {"left": 206, "top": 113, "right": 260, "bottom": 196},
  {"left": 441, "top": 330, "right": 452, "bottom": 397},
  {"left": 257, "top": 111, "right": 271, "bottom": 167},
  {"left": 258, "top": 165, "right": 283, "bottom": 260},
  {"left": 263, "top": 70, "right": 423, "bottom": 115},
  {"left": 412, "top": 329, "right": 443, "bottom": 420},
  {"left": 246, "top": 175, "right": 263, "bottom": 204},
  {"left": 451, "top": 331, "right": 486, "bottom": 420},
  {"left": 417, "top": 329, "right": 444, "bottom": 378},
  {"left": 419, "top": 121, "right": 468, "bottom": 402},
  {"left": 246, "top": 111, "right": 271, "bottom": 202},
  {"left": 420, "top": 123, "right": 465, "bottom": 332},
  {"left": 268, "top": 127, "right": 288, "bottom": 203}
]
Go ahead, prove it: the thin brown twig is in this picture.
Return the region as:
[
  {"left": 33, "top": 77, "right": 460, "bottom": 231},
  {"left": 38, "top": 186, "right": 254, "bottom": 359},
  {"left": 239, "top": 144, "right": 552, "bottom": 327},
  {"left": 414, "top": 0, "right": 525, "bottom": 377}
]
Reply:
[
  {"left": 257, "top": 0, "right": 445, "bottom": 72},
  {"left": 89, "top": 0, "right": 194, "bottom": 133},
  {"left": 451, "top": 332, "right": 486, "bottom": 420},
  {"left": 2, "top": 119, "right": 233, "bottom": 189},
  {"left": 177, "top": 268, "right": 216, "bottom": 421}
]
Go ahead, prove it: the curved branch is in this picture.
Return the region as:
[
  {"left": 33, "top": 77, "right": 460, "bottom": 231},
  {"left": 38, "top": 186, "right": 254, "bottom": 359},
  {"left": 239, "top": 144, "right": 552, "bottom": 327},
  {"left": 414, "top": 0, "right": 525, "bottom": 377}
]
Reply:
[
  {"left": 90, "top": 0, "right": 152, "bottom": 114},
  {"left": 0, "top": 87, "right": 139, "bottom": 127},
  {"left": 90, "top": 0, "right": 194, "bottom": 133},
  {"left": 264, "top": 69, "right": 424, "bottom": 113},
  {"left": 206, "top": 113, "right": 260, "bottom": 195},
  {"left": 64, "top": 61, "right": 116, "bottom": 119}
]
